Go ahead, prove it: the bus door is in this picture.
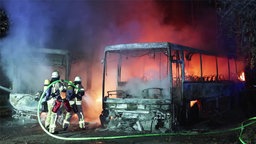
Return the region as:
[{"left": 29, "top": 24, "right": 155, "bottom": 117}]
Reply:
[
  {"left": 171, "top": 50, "right": 184, "bottom": 104},
  {"left": 170, "top": 49, "right": 185, "bottom": 125}
]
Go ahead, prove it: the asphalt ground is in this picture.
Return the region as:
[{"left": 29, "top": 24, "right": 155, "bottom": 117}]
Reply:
[{"left": 0, "top": 108, "right": 248, "bottom": 144}]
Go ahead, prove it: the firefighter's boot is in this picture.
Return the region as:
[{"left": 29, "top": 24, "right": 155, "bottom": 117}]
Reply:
[
  {"left": 49, "top": 113, "right": 58, "bottom": 134},
  {"left": 78, "top": 112, "right": 85, "bottom": 129},
  {"left": 62, "top": 111, "right": 72, "bottom": 131},
  {"left": 79, "top": 120, "right": 85, "bottom": 129},
  {"left": 62, "top": 119, "right": 70, "bottom": 131},
  {"left": 45, "top": 98, "right": 55, "bottom": 130}
]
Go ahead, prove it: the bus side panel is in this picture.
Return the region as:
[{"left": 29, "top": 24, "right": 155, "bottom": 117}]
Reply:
[{"left": 183, "top": 81, "right": 245, "bottom": 119}]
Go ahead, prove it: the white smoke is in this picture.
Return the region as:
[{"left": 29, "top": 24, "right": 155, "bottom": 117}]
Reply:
[
  {"left": 0, "top": 0, "right": 219, "bottom": 126},
  {"left": 119, "top": 77, "right": 170, "bottom": 99},
  {"left": 0, "top": 1, "right": 54, "bottom": 93},
  {"left": 0, "top": 0, "right": 218, "bottom": 96}
]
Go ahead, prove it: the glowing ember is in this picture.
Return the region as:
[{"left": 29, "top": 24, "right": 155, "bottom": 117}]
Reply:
[
  {"left": 190, "top": 100, "right": 198, "bottom": 108},
  {"left": 238, "top": 71, "right": 245, "bottom": 81}
]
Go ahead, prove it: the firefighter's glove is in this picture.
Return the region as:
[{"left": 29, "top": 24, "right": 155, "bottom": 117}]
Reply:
[
  {"left": 78, "top": 89, "right": 85, "bottom": 96},
  {"left": 35, "top": 96, "right": 40, "bottom": 101}
]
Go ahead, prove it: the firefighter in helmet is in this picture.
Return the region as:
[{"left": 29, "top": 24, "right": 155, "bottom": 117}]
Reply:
[
  {"left": 63, "top": 76, "right": 86, "bottom": 130},
  {"left": 45, "top": 71, "right": 72, "bottom": 134},
  {"left": 39, "top": 79, "right": 50, "bottom": 112},
  {"left": 43, "top": 71, "right": 61, "bottom": 131}
]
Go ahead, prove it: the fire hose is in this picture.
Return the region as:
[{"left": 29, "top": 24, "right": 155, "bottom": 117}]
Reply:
[{"left": 37, "top": 80, "right": 256, "bottom": 143}]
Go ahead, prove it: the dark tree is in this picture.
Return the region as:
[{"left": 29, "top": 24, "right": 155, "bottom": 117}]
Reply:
[
  {"left": 0, "top": 8, "right": 9, "bottom": 38},
  {"left": 216, "top": 1, "right": 256, "bottom": 68}
]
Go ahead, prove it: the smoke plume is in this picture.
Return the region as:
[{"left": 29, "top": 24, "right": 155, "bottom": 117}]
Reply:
[{"left": 0, "top": 0, "right": 218, "bottom": 122}]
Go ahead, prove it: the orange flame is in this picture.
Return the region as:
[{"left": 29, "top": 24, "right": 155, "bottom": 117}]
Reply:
[
  {"left": 190, "top": 100, "right": 198, "bottom": 108},
  {"left": 238, "top": 71, "right": 245, "bottom": 81}
]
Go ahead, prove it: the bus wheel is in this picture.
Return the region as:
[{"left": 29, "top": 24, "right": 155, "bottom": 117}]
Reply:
[
  {"left": 179, "top": 103, "right": 200, "bottom": 126},
  {"left": 189, "top": 103, "right": 200, "bottom": 124}
]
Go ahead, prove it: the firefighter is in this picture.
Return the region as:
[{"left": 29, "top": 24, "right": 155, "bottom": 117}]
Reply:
[
  {"left": 63, "top": 76, "right": 85, "bottom": 130},
  {"left": 40, "top": 79, "right": 50, "bottom": 112},
  {"left": 44, "top": 71, "right": 60, "bottom": 131},
  {"left": 46, "top": 71, "right": 72, "bottom": 134}
]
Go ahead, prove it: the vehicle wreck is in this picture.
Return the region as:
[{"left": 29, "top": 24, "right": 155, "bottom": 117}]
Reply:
[
  {"left": 99, "top": 42, "right": 245, "bottom": 133},
  {"left": 5, "top": 48, "right": 70, "bottom": 120}
]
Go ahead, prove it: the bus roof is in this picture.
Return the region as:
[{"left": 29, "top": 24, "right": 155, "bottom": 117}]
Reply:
[{"left": 104, "top": 42, "right": 237, "bottom": 58}]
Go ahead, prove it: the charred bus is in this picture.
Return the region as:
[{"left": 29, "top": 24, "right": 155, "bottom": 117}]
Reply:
[{"left": 99, "top": 42, "right": 245, "bottom": 133}]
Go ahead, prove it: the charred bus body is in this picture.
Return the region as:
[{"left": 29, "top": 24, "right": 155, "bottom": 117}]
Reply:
[
  {"left": 8, "top": 48, "right": 70, "bottom": 119},
  {"left": 100, "top": 42, "right": 245, "bottom": 133}
]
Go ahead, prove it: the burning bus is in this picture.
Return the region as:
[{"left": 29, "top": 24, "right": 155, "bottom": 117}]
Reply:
[{"left": 99, "top": 42, "right": 245, "bottom": 133}]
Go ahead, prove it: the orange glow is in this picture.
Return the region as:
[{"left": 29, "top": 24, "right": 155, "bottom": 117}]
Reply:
[
  {"left": 69, "top": 60, "right": 103, "bottom": 126},
  {"left": 82, "top": 91, "right": 102, "bottom": 124},
  {"left": 190, "top": 100, "right": 198, "bottom": 108},
  {"left": 68, "top": 44, "right": 244, "bottom": 127},
  {"left": 121, "top": 54, "right": 168, "bottom": 82},
  {"left": 184, "top": 54, "right": 220, "bottom": 81},
  {"left": 238, "top": 71, "right": 245, "bottom": 81}
]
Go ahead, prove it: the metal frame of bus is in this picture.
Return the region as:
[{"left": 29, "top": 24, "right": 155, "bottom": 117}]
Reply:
[{"left": 100, "top": 42, "right": 244, "bottom": 132}]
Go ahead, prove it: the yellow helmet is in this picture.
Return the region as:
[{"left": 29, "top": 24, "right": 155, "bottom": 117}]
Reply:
[
  {"left": 44, "top": 79, "right": 50, "bottom": 86},
  {"left": 68, "top": 80, "right": 73, "bottom": 86}
]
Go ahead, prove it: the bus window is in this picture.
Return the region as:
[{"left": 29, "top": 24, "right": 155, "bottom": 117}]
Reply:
[
  {"left": 184, "top": 52, "right": 201, "bottom": 81},
  {"left": 217, "top": 57, "right": 229, "bottom": 81},
  {"left": 201, "top": 55, "right": 217, "bottom": 81}
]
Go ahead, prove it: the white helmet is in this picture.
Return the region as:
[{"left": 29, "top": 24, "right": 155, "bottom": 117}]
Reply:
[
  {"left": 74, "top": 76, "right": 81, "bottom": 82},
  {"left": 51, "top": 71, "right": 59, "bottom": 79}
]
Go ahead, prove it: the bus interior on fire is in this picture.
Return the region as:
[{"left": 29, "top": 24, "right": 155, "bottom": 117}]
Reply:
[{"left": 100, "top": 42, "right": 245, "bottom": 132}]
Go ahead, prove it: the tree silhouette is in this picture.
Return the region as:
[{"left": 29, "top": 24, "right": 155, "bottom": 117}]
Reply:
[
  {"left": 0, "top": 8, "right": 9, "bottom": 38},
  {"left": 216, "top": 1, "right": 256, "bottom": 68}
]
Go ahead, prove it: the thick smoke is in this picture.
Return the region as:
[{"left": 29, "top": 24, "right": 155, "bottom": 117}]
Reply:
[
  {"left": 0, "top": 0, "right": 218, "bottom": 122},
  {"left": 0, "top": 1, "right": 54, "bottom": 92},
  {"left": 119, "top": 77, "right": 170, "bottom": 99},
  {"left": 0, "top": 0, "right": 217, "bottom": 91}
]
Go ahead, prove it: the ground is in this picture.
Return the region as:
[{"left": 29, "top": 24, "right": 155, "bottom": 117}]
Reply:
[
  {"left": 3, "top": 76, "right": 256, "bottom": 144},
  {"left": 1, "top": 108, "right": 255, "bottom": 144}
]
